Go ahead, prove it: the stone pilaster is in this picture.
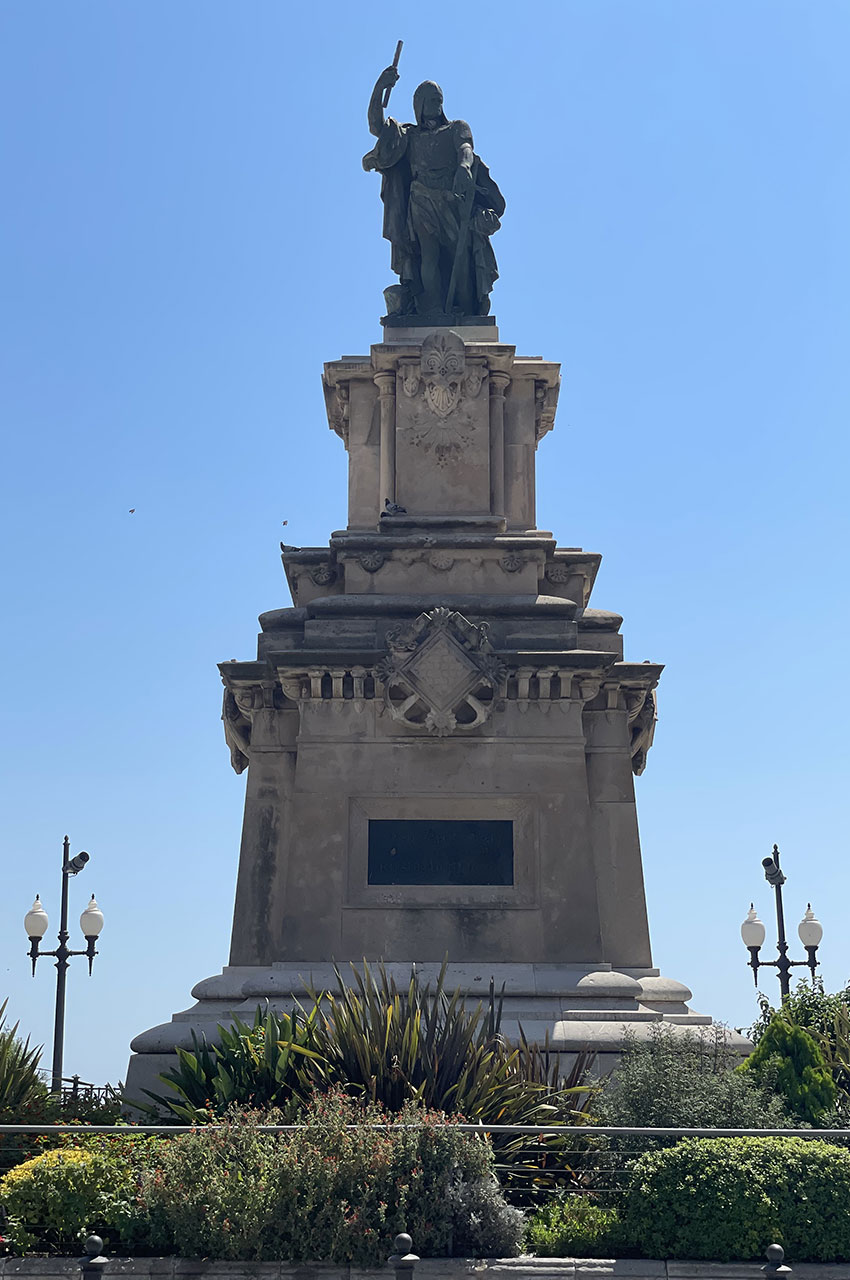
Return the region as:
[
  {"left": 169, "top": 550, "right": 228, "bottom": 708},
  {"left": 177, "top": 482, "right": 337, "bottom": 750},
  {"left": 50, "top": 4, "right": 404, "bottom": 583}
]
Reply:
[
  {"left": 374, "top": 370, "right": 396, "bottom": 508},
  {"left": 489, "top": 369, "right": 510, "bottom": 518}
]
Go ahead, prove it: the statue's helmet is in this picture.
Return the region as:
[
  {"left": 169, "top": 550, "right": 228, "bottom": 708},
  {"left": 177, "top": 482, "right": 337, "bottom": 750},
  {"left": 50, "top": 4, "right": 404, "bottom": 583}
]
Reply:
[{"left": 413, "top": 81, "right": 447, "bottom": 127}]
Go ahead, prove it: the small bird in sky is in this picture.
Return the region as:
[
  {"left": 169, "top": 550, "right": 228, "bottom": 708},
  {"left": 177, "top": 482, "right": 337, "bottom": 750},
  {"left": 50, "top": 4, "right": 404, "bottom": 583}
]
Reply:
[
  {"left": 282, "top": 519, "right": 288, "bottom": 526},
  {"left": 129, "top": 508, "right": 136, "bottom": 514}
]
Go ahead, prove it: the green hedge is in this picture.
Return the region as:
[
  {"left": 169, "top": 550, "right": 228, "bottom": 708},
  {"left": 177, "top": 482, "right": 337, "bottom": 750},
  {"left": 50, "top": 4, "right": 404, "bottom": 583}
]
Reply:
[{"left": 622, "top": 1136, "right": 850, "bottom": 1261}]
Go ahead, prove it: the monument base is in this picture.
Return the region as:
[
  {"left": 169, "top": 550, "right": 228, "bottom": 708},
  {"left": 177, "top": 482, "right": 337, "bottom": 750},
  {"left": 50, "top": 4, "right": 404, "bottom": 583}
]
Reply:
[
  {"left": 379, "top": 316, "right": 499, "bottom": 342},
  {"left": 381, "top": 313, "right": 497, "bottom": 328},
  {"left": 124, "top": 962, "right": 751, "bottom": 1108}
]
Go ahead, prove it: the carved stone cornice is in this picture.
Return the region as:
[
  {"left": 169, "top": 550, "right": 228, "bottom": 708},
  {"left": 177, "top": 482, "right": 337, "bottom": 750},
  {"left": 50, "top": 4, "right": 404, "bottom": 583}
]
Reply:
[
  {"left": 219, "top": 666, "right": 284, "bottom": 774},
  {"left": 594, "top": 663, "right": 664, "bottom": 775},
  {"left": 277, "top": 665, "right": 378, "bottom": 713},
  {"left": 496, "top": 660, "right": 612, "bottom": 714},
  {"left": 279, "top": 549, "right": 342, "bottom": 603},
  {"left": 540, "top": 552, "right": 601, "bottom": 608}
]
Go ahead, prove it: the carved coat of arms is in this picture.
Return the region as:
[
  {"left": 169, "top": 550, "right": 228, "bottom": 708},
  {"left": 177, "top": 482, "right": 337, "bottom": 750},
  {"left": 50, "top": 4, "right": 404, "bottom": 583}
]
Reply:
[
  {"left": 400, "top": 330, "right": 484, "bottom": 466},
  {"left": 375, "top": 607, "right": 507, "bottom": 736}
]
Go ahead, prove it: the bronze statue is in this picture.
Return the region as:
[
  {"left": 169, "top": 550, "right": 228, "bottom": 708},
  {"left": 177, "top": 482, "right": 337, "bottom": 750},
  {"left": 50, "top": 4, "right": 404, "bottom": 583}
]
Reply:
[{"left": 363, "top": 64, "right": 505, "bottom": 320}]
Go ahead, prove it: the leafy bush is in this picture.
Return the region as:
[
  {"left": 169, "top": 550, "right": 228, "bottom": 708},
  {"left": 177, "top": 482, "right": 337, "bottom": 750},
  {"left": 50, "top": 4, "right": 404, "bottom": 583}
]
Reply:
[
  {"left": 525, "top": 1195, "right": 624, "bottom": 1257},
  {"left": 750, "top": 979, "right": 850, "bottom": 1047},
  {"left": 0, "top": 1144, "right": 147, "bottom": 1253},
  {"left": 740, "top": 1013, "right": 836, "bottom": 1125},
  {"left": 597, "top": 1025, "right": 791, "bottom": 1133},
  {"left": 59, "top": 1089, "right": 124, "bottom": 1126},
  {"left": 622, "top": 1136, "right": 850, "bottom": 1261},
  {"left": 141, "top": 1091, "right": 524, "bottom": 1263}
]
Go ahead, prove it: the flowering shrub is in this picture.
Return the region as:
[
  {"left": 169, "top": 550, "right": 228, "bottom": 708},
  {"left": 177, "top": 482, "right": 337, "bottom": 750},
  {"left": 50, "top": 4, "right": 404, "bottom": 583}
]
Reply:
[{"left": 142, "top": 1091, "right": 524, "bottom": 1263}]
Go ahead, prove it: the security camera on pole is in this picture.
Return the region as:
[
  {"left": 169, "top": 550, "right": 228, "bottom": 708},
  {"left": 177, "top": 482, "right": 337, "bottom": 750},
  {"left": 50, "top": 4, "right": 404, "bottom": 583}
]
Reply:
[
  {"left": 740, "top": 844, "right": 822, "bottom": 1001},
  {"left": 23, "top": 836, "right": 105, "bottom": 1095}
]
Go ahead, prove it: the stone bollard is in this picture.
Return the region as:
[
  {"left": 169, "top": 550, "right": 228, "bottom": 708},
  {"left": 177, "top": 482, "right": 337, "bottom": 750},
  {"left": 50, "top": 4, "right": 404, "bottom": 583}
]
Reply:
[
  {"left": 79, "top": 1235, "right": 109, "bottom": 1280},
  {"left": 389, "top": 1232, "right": 419, "bottom": 1280},
  {"left": 762, "top": 1244, "right": 792, "bottom": 1278}
]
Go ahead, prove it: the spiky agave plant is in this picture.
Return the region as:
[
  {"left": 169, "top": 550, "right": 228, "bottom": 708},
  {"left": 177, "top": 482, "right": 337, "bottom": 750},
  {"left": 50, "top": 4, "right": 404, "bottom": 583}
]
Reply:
[
  {"left": 0, "top": 999, "right": 52, "bottom": 1175},
  {"left": 302, "top": 961, "right": 600, "bottom": 1202},
  {"left": 143, "top": 1003, "right": 327, "bottom": 1122},
  {"left": 0, "top": 999, "right": 48, "bottom": 1116}
]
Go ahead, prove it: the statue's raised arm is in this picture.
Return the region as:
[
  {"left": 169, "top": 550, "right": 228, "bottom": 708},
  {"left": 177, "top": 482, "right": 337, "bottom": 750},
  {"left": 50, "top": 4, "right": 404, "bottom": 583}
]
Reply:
[
  {"left": 368, "top": 65, "right": 400, "bottom": 137},
  {"left": 362, "top": 70, "right": 505, "bottom": 321}
]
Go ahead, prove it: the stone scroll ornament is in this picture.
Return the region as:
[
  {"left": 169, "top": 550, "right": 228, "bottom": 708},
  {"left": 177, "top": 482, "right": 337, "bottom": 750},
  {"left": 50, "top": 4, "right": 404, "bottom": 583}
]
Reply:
[
  {"left": 375, "top": 607, "right": 507, "bottom": 736},
  {"left": 628, "top": 687, "right": 658, "bottom": 777},
  {"left": 221, "top": 688, "right": 251, "bottom": 775}
]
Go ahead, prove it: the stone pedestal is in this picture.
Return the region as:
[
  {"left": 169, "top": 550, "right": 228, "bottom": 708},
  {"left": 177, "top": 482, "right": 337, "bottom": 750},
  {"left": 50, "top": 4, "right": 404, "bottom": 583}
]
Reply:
[{"left": 126, "top": 324, "right": 746, "bottom": 1104}]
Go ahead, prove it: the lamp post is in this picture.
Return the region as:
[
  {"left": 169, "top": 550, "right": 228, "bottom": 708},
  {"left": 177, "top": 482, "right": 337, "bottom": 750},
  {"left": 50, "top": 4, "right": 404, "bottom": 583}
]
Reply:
[
  {"left": 24, "top": 835, "right": 105, "bottom": 1095},
  {"left": 740, "top": 844, "right": 822, "bottom": 1000}
]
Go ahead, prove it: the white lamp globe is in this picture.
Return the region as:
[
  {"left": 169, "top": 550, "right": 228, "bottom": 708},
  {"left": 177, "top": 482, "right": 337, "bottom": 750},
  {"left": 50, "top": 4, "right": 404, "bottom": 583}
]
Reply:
[
  {"left": 80, "top": 896, "right": 104, "bottom": 938},
  {"left": 741, "top": 904, "right": 766, "bottom": 949},
  {"left": 798, "top": 904, "right": 823, "bottom": 948},
  {"left": 24, "top": 896, "right": 49, "bottom": 939}
]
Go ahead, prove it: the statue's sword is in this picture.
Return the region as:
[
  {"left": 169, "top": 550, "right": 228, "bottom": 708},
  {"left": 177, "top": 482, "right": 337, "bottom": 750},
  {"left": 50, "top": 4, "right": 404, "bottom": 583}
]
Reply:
[
  {"left": 445, "top": 154, "right": 480, "bottom": 316},
  {"left": 382, "top": 40, "right": 404, "bottom": 109}
]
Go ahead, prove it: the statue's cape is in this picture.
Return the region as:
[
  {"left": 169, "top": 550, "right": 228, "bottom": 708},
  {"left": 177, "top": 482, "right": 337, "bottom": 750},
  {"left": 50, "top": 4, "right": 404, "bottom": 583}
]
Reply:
[
  {"left": 363, "top": 119, "right": 505, "bottom": 293},
  {"left": 362, "top": 120, "right": 415, "bottom": 278}
]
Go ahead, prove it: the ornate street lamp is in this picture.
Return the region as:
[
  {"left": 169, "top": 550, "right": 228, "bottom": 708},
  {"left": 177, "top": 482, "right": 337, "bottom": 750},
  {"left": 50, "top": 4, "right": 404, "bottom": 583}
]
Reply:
[
  {"left": 741, "top": 844, "right": 822, "bottom": 1000},
  {"left": 23, "top": 836, "right": 105, "bottom": 1095}
]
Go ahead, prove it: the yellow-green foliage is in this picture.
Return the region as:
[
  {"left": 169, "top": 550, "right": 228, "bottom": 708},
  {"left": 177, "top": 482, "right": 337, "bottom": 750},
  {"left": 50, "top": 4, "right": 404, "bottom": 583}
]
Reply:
[
  {"left": 0, "top": 1146, "right": 138, "bottom": 1253},
  {"left": 740, "top": 1013, "right": 836, "bottom": 1124}
]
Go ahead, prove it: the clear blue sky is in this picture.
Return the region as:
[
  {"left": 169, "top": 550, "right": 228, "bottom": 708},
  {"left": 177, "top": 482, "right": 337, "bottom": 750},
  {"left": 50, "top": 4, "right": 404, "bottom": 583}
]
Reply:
[{"left": 2, "top": 1, "right": 848, "bottom": 1087}]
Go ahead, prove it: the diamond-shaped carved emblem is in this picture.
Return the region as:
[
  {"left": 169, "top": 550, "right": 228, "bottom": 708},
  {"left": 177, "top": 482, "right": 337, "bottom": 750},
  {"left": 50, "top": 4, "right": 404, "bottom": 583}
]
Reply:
[
  {"left": 403, "top": 632, "right": 479, "bottom": 711},
  {"left": 375, "top": 608, "right": 507, "bottom": 736}
]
